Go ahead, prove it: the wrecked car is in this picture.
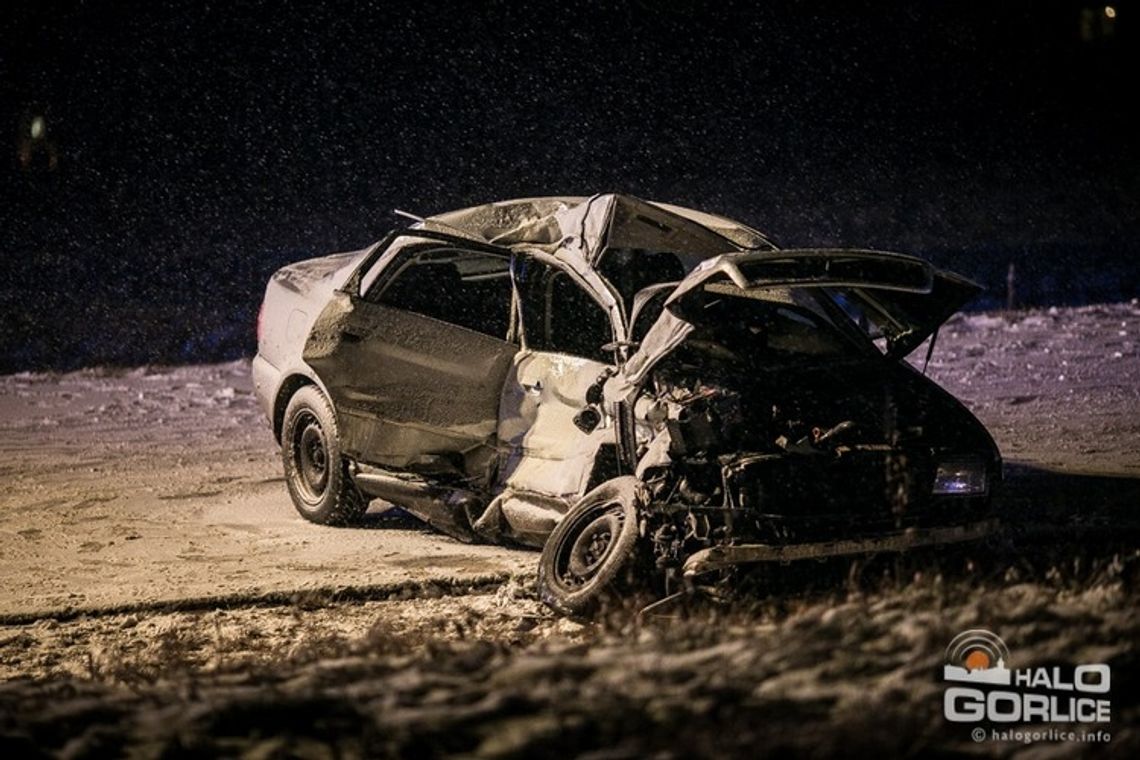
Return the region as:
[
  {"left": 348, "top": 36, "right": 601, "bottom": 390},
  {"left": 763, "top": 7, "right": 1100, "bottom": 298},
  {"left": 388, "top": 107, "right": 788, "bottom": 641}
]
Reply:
[{"left": 252, "top": 194, "right": 1001, "bottom": 615}]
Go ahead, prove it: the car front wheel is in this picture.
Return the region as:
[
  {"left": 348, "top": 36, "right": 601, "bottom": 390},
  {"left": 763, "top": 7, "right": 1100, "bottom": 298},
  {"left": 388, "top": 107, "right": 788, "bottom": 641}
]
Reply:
[
  {"left": 281, "top": 385, "right": 367, "bottom": 526},
  {"left": 538, "top": 476, "right": 644, "bottom": 617}
]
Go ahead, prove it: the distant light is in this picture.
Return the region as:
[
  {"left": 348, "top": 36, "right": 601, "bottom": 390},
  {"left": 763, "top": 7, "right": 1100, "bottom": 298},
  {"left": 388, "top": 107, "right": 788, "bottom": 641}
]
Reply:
[
  {"left": 1105, "top": 5, "right": 1116, "bottom": 19},
  {"left": 30, "top": 116, "right": 45, "bottom": 140}
]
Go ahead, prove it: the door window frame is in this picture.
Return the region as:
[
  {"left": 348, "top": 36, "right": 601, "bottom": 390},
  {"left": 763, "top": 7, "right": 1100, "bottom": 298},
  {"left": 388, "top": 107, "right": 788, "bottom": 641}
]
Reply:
[{"left": 347, "top": 230, "right": 520, "bottom": 344}]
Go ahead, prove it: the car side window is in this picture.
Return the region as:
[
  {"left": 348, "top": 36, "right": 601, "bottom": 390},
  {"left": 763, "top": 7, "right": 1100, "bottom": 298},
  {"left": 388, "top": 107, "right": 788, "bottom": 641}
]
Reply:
[
  {"left": 515, "top": 258, "right": 613, "bottom": 363},
  {"left": 371, "top": 248, "right": 514, "bottom": 341}
]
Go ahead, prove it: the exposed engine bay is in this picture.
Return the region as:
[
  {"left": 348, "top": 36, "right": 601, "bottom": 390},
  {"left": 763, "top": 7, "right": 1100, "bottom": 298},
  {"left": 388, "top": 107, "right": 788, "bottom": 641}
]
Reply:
[
  {"left": 632, "top": 290, "right": 890, "bottom": 500},
  {"left": 626, "top": 294, "right": 993, "bottom": 591}
]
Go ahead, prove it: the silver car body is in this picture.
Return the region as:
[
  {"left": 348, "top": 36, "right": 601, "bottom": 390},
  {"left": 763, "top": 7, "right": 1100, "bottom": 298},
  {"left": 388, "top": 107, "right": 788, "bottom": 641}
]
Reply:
[{"left": 253, "top": 194, "right": 990, "bottom": 548}]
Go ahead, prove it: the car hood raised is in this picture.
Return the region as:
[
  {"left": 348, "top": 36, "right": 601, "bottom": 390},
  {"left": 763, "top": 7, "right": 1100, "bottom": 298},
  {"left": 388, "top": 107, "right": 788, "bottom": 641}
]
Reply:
[{"left": 608, "top": 248, "right": 982, "bottom": 400}]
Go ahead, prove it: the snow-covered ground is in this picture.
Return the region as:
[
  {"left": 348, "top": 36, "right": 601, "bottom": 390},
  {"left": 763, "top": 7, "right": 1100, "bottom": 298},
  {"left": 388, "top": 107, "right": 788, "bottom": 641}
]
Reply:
[
  {"left": 0, "top": 303, "right": 1137, "bottom": 620},
  {"left": 0, "top": 303, "right": 1137, "bottom": 756},
  {"left": 0, "top": 362, "right": 530, "bottom": 621},
  {"left": 918, "top": 302, "right": 1140, "bottom": 475}
]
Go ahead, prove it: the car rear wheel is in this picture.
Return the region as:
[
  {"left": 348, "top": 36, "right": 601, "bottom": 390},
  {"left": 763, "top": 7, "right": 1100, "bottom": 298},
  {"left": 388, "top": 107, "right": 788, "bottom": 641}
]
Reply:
[
  {"left": 538, "top": 477, "right": 643, "bottom": 617},
  {"left": 281, "top": 385, "right": 367, "bottom": 526}
]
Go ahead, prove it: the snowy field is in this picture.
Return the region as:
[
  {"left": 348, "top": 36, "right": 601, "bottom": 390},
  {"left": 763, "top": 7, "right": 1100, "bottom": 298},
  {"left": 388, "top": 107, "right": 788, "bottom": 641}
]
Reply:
[{"left": 1, "top": 303, "right": 1138, "bottom": 756}]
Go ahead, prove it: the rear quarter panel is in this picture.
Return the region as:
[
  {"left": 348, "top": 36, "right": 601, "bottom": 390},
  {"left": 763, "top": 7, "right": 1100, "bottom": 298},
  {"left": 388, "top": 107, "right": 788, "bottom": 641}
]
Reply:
[{"left": 253, "top": 248, "right": 370, "bottom": 427}]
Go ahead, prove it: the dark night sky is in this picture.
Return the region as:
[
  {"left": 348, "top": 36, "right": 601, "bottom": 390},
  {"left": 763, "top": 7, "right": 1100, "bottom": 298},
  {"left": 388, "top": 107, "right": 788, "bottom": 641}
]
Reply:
[{"left": 1, "top": 1, "right": 1137, "bottom": 370}]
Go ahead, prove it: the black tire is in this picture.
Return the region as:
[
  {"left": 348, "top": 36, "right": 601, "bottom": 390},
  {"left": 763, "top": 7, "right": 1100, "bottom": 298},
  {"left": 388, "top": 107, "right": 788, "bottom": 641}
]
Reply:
[
  {"left": 281, "top": 385, "right": 367, "bottom": 526},
  {"left": 538, "top": 476, "right": 643, "bottom": 617}
]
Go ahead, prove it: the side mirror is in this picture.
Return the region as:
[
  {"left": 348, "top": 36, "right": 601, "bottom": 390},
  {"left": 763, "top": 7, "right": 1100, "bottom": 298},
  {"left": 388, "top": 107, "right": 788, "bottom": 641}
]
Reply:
[{"left": 572, "top": 408, "right": 601, "bottom": 434}]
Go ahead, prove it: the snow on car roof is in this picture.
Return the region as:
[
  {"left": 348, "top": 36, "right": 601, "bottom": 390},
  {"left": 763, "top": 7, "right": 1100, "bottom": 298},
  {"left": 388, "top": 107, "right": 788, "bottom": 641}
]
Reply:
[{"left": 425, "top": 194, "right": 774, "bottom": 263}]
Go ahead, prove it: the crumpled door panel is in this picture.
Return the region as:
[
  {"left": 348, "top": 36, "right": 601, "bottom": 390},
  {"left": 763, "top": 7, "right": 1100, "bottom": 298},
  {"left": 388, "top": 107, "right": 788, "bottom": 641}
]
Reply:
[
  {"left": 496, "top": 350, "right": 613, "bottom": 498},
  {"left": 305, "top": 296, "right": 516, "bottom": 475}
]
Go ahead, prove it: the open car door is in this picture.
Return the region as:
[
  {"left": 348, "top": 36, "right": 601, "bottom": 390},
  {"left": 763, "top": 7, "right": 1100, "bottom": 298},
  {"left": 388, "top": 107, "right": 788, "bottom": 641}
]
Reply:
[{"left": 302, "top": 233, "right": 519, "bottom": 478}]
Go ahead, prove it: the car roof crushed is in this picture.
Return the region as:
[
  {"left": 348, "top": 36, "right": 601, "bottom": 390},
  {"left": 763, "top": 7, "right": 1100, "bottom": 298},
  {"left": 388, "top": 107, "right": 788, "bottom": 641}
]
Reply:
[
  {"left": 393, "top": 195, "right": 980, "bottom": 388},
  {"left": 422, "top": 193, "right": 772, "bottom": 266}
]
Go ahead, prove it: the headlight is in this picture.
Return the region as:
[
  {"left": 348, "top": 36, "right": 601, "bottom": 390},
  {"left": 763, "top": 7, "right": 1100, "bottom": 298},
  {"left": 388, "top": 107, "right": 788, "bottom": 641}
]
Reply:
[{"left": 932, "top": 457, "right": 988, "bottom": 496}]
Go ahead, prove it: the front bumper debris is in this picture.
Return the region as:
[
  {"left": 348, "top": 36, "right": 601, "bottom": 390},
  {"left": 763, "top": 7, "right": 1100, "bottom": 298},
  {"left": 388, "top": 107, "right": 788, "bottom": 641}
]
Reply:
[{"left": 681, "top": 518, "right": 999, "bottom": 577}]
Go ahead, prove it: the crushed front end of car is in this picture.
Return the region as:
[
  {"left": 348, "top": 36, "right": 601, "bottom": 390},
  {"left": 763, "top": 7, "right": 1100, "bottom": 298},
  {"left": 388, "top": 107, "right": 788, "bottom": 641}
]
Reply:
[
  {"left": 629, "top": 356, "right": 1001, "bottom": 589},
  {"left": 539, "top": 248, "right": 1001, "bottom": 615}
]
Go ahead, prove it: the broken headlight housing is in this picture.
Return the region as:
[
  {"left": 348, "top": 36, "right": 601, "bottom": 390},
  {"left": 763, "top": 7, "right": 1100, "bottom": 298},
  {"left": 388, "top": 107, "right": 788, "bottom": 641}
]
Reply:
[{"left": 932, "top": 456, "right": 988, "bottom": 496}]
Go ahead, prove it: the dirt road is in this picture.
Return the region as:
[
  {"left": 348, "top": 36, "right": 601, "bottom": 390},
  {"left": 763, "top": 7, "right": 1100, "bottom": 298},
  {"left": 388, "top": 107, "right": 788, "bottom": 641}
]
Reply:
[{"left": 0, "top": 362, "right": 530, "bottom": 621}]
